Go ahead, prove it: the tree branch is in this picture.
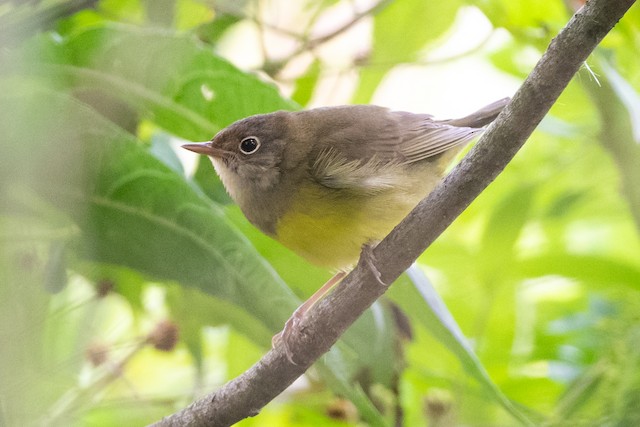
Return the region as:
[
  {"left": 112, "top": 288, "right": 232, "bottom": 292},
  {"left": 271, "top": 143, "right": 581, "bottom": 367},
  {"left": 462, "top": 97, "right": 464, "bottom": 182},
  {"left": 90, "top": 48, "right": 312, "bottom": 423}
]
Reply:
[{"left": 151, "top": 0, "right": 636, "bottom": 425}]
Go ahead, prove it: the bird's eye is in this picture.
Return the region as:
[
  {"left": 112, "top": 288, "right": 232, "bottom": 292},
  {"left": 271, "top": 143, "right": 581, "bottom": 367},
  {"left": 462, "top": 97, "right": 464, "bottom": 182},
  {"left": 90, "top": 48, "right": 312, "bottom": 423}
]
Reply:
[{"left": 239, "top": 136, "right": 260, "bottom": 154}]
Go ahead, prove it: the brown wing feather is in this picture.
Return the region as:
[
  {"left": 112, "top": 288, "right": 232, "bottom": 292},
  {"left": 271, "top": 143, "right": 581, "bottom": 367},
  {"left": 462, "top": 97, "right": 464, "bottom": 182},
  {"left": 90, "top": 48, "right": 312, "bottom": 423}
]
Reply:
[
  {"left": 392, "top": 111, "right": 483, "bottom": 164},
  {"left": 308, "top": 100, "right": 506, "bottom": 190}
]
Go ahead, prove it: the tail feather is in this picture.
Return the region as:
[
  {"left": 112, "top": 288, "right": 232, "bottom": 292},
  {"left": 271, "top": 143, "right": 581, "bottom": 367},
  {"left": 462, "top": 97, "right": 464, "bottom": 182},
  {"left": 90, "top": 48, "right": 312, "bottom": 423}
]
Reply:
[{"left": 444, "top": 97, "right": 510, "bottom": 128}]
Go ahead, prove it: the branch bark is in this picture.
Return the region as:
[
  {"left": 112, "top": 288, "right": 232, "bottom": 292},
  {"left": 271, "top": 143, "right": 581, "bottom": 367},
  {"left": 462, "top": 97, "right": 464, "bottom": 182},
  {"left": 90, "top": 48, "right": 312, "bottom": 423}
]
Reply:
[{"left": 152, "top": 0, "right": 636, "bottom": 425}]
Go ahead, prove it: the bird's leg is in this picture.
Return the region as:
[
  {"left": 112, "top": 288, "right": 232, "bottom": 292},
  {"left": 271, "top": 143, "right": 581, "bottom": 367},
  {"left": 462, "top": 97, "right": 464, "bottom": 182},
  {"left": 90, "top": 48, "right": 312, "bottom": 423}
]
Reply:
[{"left": 273, "top": 270, "right": 347, "bottom": 364}]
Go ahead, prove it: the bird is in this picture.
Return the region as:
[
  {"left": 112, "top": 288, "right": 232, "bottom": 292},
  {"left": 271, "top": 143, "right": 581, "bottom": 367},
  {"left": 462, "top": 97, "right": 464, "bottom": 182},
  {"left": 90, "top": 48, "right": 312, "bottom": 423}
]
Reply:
[{"left": 183, "top": 98, "right": 509, "bottom": 362}]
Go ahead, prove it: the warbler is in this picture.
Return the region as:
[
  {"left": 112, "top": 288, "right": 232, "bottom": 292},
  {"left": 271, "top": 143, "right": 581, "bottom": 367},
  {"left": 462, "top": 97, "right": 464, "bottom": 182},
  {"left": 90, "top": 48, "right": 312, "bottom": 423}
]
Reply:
[{"left": 183, "top": 99, "right": 508, "bottom": 359}]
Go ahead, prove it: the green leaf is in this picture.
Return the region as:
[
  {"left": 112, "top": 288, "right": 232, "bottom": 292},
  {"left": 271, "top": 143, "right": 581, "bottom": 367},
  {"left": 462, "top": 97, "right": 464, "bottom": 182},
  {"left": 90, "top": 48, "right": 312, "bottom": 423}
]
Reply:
[
  {"left": 0, "top": 80, "right": 298, "bottom": 334},
  {"left": 98, "top": 0, "right": 145, "bottom": 24},
  {"left": 7, "top": 25, "right": 297, "bottom": 141},
  {"left": 583, "top": 56, "right": 640, "bottom": 231},
  {"left": 517, "top": 254, "right": 640, "bottom": 290},
  {"left": 318, "top": 355, "right": 391, "bottom": 427},
  {"left": 143, "top": 0, "right": 177, "bottom": 27},
  {"left": 478, "top": 184, "right": 535, "bottom": 279},
  {"left": 291, "top": 60, "right": 322, "bottom": 107},
  {"left": 353, "top": 0, "right": 461, "bottom": 103},
  {"left": 76, "top": 262, "right": 147, "bottom": 310},
  {"left": 599, "top": 60, "right": 640, "bottom": 142},
  {"left": 195, "top": 13, "right": 240, "bottom": 44},
  {"left": 43, "top": 240, "right": 68, "bottom": 294},
  {"left": 149, "top": 132, "right": 185, "bottom": 175},
  {"left": 553, "top": 361, "right": 607, "bottom": 420},
  {"left": 388, "top": 266, "right": 536, "bottom": 426},
  {"left": 373, "top": 0, "right": 458, "bottom": 63},
  {"left": 166, "top": 283, "right": 272, "bottom": 369},
  {"left": 193, "top": 155, "right": 233, "bottom": 205},
  {"left": 0, "top": 243, "right": 69, "bottom": 425},
  {"left": 476, "top": 0, "right": 566, "bottom": 37}
]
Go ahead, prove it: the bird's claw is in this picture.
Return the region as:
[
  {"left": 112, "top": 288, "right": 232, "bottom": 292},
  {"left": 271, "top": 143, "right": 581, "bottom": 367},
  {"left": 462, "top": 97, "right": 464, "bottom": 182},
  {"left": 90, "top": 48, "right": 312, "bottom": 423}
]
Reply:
[
  {"left": 272, "top": 311, "right": 303, "bottom": 365},
  {"left": 361, "top": 243, "right": 386, "bottom": 286}
]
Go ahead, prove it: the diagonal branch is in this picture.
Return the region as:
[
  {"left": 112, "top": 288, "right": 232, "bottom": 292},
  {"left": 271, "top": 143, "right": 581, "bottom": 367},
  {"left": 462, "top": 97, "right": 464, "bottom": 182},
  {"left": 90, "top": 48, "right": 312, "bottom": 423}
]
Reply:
[{"left": 152, "top": 0, "right": 637, "bottom": 425}]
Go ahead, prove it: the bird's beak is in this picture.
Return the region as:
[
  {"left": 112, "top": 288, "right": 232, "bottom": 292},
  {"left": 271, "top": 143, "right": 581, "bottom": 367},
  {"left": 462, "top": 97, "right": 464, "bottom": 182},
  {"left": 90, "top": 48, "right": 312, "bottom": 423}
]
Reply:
[{"left": 181, "top": 142, "right": 225, "bottom": 158}]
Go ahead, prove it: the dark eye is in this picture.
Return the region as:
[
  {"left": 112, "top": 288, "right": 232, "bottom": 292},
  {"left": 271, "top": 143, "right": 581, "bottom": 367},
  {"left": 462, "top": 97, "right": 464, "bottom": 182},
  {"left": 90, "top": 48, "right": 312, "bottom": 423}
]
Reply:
[{"left": 239, "top": 136, "right": 260, "bottom": 154}]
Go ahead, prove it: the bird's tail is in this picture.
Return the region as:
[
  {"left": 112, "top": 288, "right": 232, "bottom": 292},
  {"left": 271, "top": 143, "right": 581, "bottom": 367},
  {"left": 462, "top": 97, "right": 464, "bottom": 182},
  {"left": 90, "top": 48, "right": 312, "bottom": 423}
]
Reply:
[{"left": 444, "top": 97, "right": 510, "bottom": 128}]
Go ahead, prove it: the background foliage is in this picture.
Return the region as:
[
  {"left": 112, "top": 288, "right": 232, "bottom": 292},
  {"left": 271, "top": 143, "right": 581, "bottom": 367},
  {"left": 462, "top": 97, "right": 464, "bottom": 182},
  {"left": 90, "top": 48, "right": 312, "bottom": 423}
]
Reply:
[{"left": 1, "top": 0, "right": 639, "bottom": 426}]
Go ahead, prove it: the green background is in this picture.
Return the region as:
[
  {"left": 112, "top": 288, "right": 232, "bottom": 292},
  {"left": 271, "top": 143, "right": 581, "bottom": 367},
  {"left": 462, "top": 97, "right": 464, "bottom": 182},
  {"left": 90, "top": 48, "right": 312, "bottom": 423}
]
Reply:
[{"left": 1, "top": 0, "right": 639, "bottom": 426}]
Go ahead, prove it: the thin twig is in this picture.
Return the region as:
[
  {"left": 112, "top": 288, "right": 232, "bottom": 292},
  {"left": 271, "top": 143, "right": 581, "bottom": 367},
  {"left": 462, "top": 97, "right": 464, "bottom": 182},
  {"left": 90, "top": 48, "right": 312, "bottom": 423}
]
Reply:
[
  {"left": 263, "top": 0, "right": 393, "bottom": 76},
  {"left": 304, "top": 0, "right": 393, "bottom": 50},
  {"left": 276, "top": 28, "right": 497, "bottom": 84}
]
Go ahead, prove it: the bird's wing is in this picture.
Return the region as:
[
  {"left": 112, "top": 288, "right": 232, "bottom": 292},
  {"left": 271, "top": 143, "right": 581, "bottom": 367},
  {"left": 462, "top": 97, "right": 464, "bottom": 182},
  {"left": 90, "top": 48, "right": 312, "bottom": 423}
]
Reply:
[
  {"left": 311, "top": 147, "right": 402, "bottom": 193},
  {"left": 310, "top": 109, "right": 482, "bottom": 192},
  {"left": 394, "top": 112, "right": 482, "bottom": 163}
]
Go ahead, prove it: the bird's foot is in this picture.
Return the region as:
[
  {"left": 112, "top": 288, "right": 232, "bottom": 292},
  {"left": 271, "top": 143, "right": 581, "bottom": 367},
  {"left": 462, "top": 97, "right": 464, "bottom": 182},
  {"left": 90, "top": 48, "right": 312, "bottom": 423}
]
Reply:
[
  {"left": 361, "top": 243, "right": 386, "bottom": 287},
  {"left": 272, "top": 309, "right": 303, "bottom": 365},
  {"left": 271, "top": 271, "right": 348, "bottom": 365}
]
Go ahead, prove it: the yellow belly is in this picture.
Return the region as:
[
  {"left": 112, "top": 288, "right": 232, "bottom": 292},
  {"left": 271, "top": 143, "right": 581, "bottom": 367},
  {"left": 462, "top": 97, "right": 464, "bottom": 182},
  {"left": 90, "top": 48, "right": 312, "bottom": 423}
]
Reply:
[{"left": 275, "top": 183, "right": 428, "bottom": 270}]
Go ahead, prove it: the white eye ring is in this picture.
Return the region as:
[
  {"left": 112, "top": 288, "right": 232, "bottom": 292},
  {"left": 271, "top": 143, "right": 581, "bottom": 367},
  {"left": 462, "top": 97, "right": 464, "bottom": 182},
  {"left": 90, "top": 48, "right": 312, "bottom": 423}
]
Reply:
[{"left": 239, "top": 136, "right": 260, "bottom": 154}]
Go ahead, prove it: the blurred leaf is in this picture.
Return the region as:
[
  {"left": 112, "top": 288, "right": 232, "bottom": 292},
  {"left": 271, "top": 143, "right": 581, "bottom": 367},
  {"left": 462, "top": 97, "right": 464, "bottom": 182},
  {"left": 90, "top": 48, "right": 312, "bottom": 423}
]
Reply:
[
  {"left": 318, "top": 356, "right": 391, "bottom": 427},
  {"left": 43, "top": 240, "right": 68, "bottom": 293},
  {"left": 166, "top": 283, "right": 273, "bottom": 368},
  {"left": 149, "top": 132, "right": 185, "bottom": 175},
  {"left": 0, "top": 227, "right": 59, "bottom": 426},
  {"left": 0, "top": 0, "right": 98, "bottom": 47},
  {"left": 224, "top": 328, "right": 265, "bottom": 381},
  {"left": 193, "top": 156, "right": 233, "bottom": 205},
  {"left": 598, "top": 61, "right": 640, "bottom": 143},
  {"left": 291, "top": 60, "right": 322, "bottom": 106},
  {"left": 373, "top": 0, "right": 459, "bottom": 63},
  {"left": 388, "top": 266, "right": 536, "bottom": 426},
  {"left": 489, "top": 37, "right": 540, "bottom": 79},
  {"left": 545, "top": 191, "right": 584, "bottom": 219},
  {"left": 76, "top": 262, "right": 147, "bottom": 309},
  {"left": 583, "top": 56, "right": 640, "bottom": 231},
  {"left": 553, "top": 361, "right": 607, "bottom": 420},
  {"left": 83, "top": 402, "right": 171, "bottom": 427},
  {"left": 517, "top": 254, "right": 640, "bottom": 290},
  {"left": 478, "top": 184, "right": 535, "bottom": 279},
  {"left": 0, "top": 81, "right": 298, "bottom": 334},
  {"left": 143, "top": 0, "right": 176, "bottom": 26},
  {"left": 195, "top": 13, "right": 239, "bottom": 44},
  {"left": 5, "top": 25, "right": 296, "bottom": 141},
  {"left": 98, "top": 0, "right": 145, "bottom": 24},
  {"left": 476, "top": 0, "right": 566, "bottom": 39},
  {"left": 353, "top": 0, "right": 461, "bottom": 103}
]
